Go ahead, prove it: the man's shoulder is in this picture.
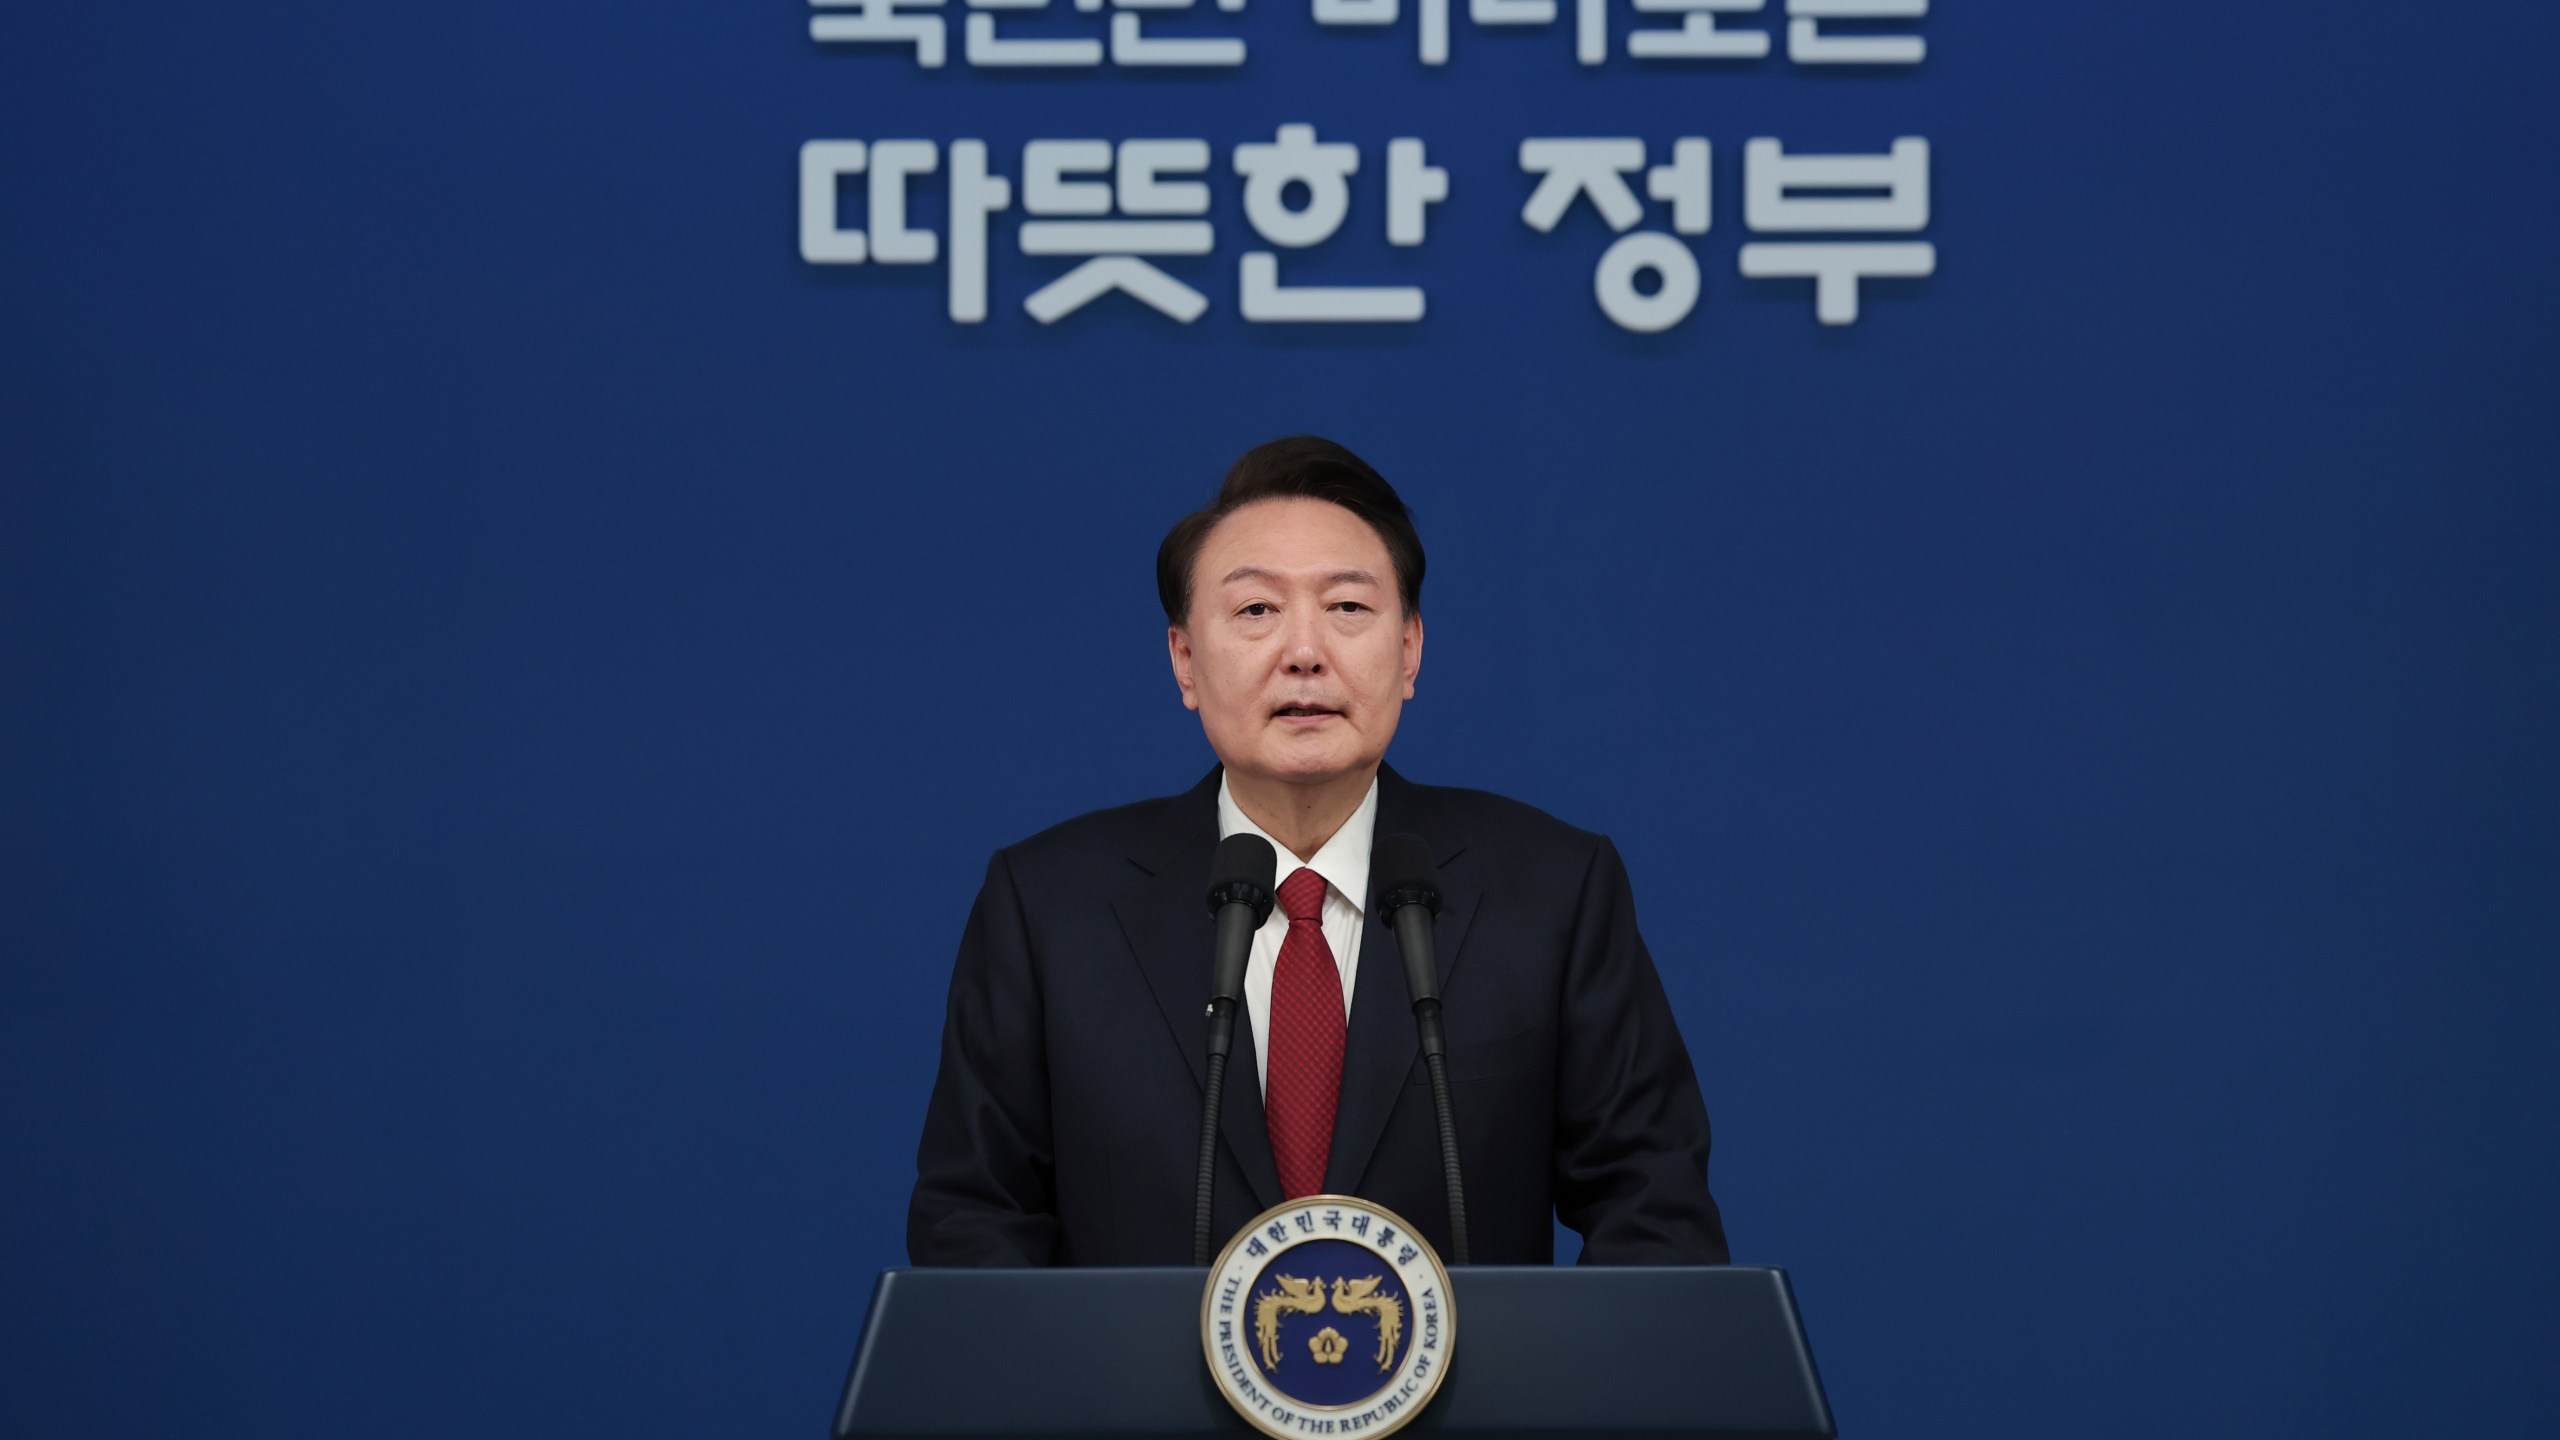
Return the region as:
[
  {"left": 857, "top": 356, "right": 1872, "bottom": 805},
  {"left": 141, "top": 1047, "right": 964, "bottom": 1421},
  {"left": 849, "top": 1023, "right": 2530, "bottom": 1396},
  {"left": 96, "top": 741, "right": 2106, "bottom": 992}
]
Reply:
[
  {"left": 982, "top": 769, "right": 1614, "bottom": 879},
  {"left": 1393, "top": 774, "right": 1611, "bottom": 865},
  {"left": 990, "top": 779, "right": 1212, "bottom": 877}
]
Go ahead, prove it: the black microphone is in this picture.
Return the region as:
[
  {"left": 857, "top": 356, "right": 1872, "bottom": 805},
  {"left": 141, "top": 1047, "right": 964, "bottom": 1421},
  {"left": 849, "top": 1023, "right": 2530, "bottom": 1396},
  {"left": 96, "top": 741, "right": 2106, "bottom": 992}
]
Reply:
[
  {"left": 1204, "top": 834, "right": 1277, "bottom": 1062},
  {"left": 1194, "top": 833, "right": 1277, "bottom": 1265},
  {"left": 1376, "top": 831, "right": 1468, "bottom": 1265}
]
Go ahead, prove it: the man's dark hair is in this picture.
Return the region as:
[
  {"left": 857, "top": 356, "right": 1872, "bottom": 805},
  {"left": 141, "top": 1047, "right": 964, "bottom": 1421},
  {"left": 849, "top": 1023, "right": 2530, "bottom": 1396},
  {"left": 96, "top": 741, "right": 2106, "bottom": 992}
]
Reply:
[{"left": 1156, "top": 436, "right": 1426, "bottom": 625}]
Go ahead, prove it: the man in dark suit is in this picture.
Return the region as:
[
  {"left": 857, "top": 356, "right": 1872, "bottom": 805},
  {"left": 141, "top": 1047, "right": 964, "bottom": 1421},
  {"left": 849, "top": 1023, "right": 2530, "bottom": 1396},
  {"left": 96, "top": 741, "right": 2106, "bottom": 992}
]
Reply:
[{"left": 909, "top": 437, "right": 1727, "bottom": 1267}]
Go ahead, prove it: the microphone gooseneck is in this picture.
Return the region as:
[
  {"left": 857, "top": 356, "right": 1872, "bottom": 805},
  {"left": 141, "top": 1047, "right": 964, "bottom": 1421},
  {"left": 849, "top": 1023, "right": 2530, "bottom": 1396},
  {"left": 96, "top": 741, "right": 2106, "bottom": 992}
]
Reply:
[
  {"left": 1376, "top": 831, "right": 1468, "bottom": 1265},
  {"left": 1195, "top": 833, "right": 1278, "bottom": 1266}
]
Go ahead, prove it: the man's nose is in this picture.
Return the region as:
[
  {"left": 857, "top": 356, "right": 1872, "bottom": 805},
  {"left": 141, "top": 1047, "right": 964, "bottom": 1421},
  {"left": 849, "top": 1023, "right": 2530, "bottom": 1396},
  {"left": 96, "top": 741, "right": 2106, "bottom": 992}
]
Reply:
[{"left": 1282, "top": 616, "right": 1327, "bottom": 674}]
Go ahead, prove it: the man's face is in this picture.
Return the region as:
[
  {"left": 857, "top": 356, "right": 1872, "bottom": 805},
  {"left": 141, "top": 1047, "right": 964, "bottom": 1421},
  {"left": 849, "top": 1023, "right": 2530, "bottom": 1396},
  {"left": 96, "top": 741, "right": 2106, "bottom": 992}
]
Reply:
[{"left": 1169, "top": 497, "right": 1424, "bottom": 791}]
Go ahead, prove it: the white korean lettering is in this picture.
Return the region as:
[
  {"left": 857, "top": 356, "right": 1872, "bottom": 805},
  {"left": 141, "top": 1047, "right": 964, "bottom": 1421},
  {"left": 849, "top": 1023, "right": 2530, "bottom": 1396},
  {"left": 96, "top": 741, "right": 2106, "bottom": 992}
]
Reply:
[
  {"left": 1741, "top": 136, "right": 1932, "bottom": 323},
  {"left": 1312, "top": 0, "right": 1396, "bottom": 23},
  {"left": 867, "top": 140, "right": 941, "bottom": 263},
  {"left": 966, "top": 0, "right": 1105, "bottom": 66},
  {"left": 1118, "top": 140, "right": 1213, "bottom": 214},
  {"left": 1627, "top": 0, "right": 1769, "bottom": 60},
  {"left": 1521, "top": 139, "right": 1713, "bottom": 331},
  {"left": 1646, "top": 138, "right": 1711, "bottom": 234},
  {"left": 1471, "top": 0, "right": 1554, "bottom": 27},
  {"left": 1235, "top": 124, "right": 1358, "bottom": 247},
  {"left": 1594, "top": 232, "right": 1699, "bottom": 331},
  {"left": 947, "top": 140, "right": 1014, "bottom": 322},
  {"left": 1234, "top": 126, "right": 1424, "bottom": 323},
  {"left": 1744, "top": 136, "right": 1928, "bottom": 231},
  {"left": 1022, "top": 139, "right": 1214, "bottom": 322},
  {"left": 799, "top": 141, "right": 873, "bottom": 264},
  {"left": 1519, "top": 139, "right": 1646, "bottom": 232},
  {"left": 1385, "top": 139, "right": 1449, "bottom": 246},
  {"left": 1342, "top": 0, "right": 1603, "bottom": 64},
  {"left": 1112, "top": 0, "right": 1247, "bottom": 66},
  {"left": 1787, "top": 0, "right": 1925, "bottom": 66},
  {"left": 810, "top": 0, "right": 950, "bottom": 67},
  {"left": 1737, "top": 243, "right": 1933, "bottom": 322},
  {"left": 1025, "top": 140, "right": 1116, "bottom": 214}
]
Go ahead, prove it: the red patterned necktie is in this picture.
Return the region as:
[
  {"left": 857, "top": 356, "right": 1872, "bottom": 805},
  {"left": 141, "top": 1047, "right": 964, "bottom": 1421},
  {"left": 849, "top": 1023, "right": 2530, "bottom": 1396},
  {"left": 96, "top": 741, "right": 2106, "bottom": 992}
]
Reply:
[{"left": 1265, "top": 866, "right": 1346, "bottom": 1200}]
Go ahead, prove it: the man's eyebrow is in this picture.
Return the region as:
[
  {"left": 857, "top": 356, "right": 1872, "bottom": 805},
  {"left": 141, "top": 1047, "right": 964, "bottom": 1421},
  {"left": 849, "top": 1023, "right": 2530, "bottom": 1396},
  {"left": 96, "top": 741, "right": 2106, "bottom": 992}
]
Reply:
[{"left": 1216, "top": 566, "right": 1384, "bottom": 588}]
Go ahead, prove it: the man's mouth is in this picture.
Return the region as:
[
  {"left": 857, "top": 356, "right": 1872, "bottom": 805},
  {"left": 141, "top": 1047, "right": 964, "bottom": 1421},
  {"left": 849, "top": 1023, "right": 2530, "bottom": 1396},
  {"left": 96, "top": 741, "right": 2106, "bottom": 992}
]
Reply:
[{"left": 1274, "top": 704, "right": 1341, "bottom": 719}]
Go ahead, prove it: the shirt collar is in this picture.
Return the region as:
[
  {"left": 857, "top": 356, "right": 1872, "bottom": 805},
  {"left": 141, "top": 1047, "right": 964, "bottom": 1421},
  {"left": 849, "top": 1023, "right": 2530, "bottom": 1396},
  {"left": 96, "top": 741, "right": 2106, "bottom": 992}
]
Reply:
[{"left": 1215, "top": 772, "right": 1378, "bottom": 917}]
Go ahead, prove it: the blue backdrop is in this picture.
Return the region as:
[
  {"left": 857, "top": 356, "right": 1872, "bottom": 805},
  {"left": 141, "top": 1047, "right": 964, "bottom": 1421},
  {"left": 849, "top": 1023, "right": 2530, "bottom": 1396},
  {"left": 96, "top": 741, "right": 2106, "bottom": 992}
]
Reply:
[{"left": 5, "top": 2, "right": 2555, "bottom": 1437}]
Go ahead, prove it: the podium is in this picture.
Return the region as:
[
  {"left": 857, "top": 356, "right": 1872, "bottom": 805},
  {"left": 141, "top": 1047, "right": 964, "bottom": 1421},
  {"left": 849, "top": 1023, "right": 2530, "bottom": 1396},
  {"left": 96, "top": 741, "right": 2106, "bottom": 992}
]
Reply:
[{"left": 832, "top": 1266, "right": 1836, "bottom": 1440}]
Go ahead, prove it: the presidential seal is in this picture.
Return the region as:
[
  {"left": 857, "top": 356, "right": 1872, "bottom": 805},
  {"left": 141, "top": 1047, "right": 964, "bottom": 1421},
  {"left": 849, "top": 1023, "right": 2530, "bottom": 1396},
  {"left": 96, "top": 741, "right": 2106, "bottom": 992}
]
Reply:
[{"left": 1202, "top": 1196, "right": 1454, "bottom": 1440}]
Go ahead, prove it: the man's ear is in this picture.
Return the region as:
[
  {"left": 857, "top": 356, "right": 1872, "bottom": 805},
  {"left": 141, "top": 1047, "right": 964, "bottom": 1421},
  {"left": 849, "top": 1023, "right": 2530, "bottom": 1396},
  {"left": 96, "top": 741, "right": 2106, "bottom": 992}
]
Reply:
[
  {"left": 1400, "top": 613, "right": 1424, "bottom": 701},
  {"left": 1168, "top": 625, "right": 1202, "bottom": 712}
]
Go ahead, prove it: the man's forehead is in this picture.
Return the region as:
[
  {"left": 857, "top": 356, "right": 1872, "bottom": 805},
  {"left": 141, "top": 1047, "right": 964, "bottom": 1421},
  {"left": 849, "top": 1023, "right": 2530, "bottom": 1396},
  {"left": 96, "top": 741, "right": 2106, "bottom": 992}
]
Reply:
[
  {"left": 1197, "top": 498, "right": 1392, "bottom": 582},
  {"left": 1215, "top": 563, "right": 1383, "bottom": 591}
]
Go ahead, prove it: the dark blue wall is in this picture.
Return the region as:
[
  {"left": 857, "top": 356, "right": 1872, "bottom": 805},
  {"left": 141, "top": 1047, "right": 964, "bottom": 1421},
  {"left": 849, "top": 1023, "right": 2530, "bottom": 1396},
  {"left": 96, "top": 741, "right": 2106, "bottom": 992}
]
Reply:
[{"left": 6, "top": 2, "right": 2555, "bottom": 1437}]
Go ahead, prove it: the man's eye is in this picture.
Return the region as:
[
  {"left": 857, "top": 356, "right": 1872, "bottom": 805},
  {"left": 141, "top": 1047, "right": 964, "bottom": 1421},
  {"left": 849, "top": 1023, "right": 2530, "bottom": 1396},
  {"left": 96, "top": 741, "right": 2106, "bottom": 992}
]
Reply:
[
  {"left": 1240, "top": 603, "right": 1273, "bottom": 618},
  {"left": 1333, "top": 601, "right": 1368, "bottom": 614}
]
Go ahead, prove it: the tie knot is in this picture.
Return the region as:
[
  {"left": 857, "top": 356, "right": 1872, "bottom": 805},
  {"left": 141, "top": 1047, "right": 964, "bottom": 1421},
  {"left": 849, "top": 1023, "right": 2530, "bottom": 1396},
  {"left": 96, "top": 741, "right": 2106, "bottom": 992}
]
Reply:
[{"left": 1277, "top": 867, "right": 1328, "bottom": 924}]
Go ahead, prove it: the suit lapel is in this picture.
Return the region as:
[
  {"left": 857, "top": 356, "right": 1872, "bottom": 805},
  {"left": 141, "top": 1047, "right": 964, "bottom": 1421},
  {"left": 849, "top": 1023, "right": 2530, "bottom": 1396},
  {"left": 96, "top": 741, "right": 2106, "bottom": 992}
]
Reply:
[
  {"left": 1222, "top": 1005, "right": 1280, "bottom": 1210},
  {"left": 1322, "top": 765, "right": 1478, "bottom": 1195},
  {"left": 1110, "top": 769, "right": 1284, "bottom": 1211}
]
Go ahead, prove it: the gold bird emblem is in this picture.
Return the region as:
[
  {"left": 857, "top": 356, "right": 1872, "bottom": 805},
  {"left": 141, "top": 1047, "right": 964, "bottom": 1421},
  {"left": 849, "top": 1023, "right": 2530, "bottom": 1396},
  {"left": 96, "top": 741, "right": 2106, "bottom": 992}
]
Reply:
[
  {"left": 1329, "top": 1276, "right": 1404, "bottom": 1371},
  {"left": 1252, "top": 1276, "right": 1329, "bottom": 1369}
]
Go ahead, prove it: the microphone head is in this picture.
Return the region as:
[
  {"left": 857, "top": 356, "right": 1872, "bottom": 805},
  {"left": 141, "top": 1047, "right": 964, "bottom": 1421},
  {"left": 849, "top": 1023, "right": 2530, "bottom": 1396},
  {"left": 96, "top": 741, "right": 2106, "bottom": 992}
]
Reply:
[
  {"left": 1206, "top": 833, "right": 1279, "bottom": 924},
  {"left": 1375, "top": 831, "right": 1441, "bottom": 916}
]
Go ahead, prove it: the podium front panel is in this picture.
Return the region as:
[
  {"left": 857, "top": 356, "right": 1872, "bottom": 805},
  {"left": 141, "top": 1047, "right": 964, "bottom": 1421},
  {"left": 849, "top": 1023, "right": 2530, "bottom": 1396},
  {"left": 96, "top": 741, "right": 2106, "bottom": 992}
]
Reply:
[{"left": 834, "top": 1265, "right": 1834, "bottom": 1440}]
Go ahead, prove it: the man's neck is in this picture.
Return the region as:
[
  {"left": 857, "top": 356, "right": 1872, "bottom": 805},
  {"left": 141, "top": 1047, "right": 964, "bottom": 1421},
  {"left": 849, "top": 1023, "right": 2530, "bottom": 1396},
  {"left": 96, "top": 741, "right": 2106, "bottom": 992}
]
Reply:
[{"left": 1227, "top": 767, "right": 1378, "bottom": 863}]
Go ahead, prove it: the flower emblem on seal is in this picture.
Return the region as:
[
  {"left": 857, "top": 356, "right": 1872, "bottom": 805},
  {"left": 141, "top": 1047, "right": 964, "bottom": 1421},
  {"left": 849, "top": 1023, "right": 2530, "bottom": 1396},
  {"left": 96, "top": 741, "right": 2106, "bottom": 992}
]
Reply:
[{"left": 1201, "top": 1195, "right": 1455, "bottom": 1440}]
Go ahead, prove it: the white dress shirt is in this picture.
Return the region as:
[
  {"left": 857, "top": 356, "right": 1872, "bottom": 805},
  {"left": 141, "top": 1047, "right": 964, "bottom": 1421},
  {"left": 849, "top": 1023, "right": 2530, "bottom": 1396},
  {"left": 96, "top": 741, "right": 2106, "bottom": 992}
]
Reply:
[{"left": 1216, "top": 772, "right": 1377, "bottom": 1096}]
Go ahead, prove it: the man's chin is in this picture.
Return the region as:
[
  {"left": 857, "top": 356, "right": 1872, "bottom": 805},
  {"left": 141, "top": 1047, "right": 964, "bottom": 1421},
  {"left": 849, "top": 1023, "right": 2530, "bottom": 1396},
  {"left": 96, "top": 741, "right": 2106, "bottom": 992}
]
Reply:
[{"left": 1234, "top": 743, "right": 1381, "bottom": 790}]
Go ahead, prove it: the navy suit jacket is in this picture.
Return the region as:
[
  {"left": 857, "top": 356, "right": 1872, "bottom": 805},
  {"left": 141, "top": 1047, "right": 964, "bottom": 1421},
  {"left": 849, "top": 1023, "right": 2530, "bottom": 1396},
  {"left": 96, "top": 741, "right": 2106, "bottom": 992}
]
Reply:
[{"left": 908, "top": 764, "right": 1729, "bottom": 1266}]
